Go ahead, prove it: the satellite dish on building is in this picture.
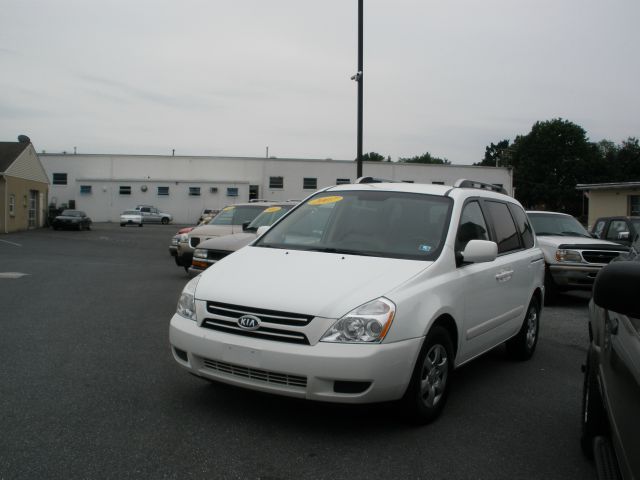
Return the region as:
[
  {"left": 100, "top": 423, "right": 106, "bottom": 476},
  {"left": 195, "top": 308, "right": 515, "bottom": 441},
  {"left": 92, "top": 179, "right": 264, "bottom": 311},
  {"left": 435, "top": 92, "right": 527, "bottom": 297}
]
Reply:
[{"left": 17, "top": 135, "right": 31, "bottom": 144}]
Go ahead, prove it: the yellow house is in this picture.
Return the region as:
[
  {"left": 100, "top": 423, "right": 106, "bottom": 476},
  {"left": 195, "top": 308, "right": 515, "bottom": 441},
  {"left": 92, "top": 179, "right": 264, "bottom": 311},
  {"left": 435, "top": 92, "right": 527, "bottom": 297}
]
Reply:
[
  {"left": 0, "top": 140, "right": 50, "bottom": 233},
  {"left": 576, "top": 182, "right": 640, "bottom": 228}
]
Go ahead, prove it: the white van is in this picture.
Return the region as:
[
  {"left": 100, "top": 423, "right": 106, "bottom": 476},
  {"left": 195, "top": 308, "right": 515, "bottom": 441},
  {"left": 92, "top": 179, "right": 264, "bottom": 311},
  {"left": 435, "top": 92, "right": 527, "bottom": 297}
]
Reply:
[{"left": 169, "top": 179, "right": 545, "bottom": 423}]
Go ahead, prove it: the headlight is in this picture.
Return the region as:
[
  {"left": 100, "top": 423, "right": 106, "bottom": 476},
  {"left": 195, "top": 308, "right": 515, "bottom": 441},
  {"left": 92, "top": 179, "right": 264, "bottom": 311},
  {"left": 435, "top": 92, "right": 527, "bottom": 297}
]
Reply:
[
  {"left": 193, "top": 248, "right": 207, "bottom": 259},
  {"left": 555, "top": 249, "right": 582, "bottom": 263},
  {"left": 178, "top": 233, "right": 189, "bottom": 242},
  {"left": 320, "top": 297, "right": 396, "bottom": 343},
  {"left": 176, "top": 276, "right": 200, "bottom": 321}
]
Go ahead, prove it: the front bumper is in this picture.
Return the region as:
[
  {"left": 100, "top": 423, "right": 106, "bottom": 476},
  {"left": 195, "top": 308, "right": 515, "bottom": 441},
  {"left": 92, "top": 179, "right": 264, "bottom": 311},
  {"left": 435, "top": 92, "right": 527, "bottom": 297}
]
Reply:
[
  {"left": 549, "top": 264, "right": 602, "bottom": 288},
  {"left": 169, "top": 313, "right": 422, "bottom": 404}
]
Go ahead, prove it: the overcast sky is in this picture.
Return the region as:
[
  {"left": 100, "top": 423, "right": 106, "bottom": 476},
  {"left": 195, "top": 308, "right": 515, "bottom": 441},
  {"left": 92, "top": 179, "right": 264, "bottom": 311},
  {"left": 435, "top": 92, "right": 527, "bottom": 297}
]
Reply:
[{"left": 2, "top": 0, "right": 639, "bottom": 164}]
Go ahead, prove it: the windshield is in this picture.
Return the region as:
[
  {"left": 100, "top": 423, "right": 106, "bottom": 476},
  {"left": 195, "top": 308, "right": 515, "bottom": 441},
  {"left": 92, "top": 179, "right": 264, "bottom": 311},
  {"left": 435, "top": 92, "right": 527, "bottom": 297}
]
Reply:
[
  {"left": 528, "top": 212, "right": 590, "bottom": 237},
  {"left": 208, "top": 205, "right": 266, "bottom": 226},
  {"left": 254, "top": 190, "right": 452, "bottom": 260},
  {"left": 61, "top": 210, "right": 82, "bottom": 217},
  {"left": 245, "top": 205, "right": 294, "bottom": 232}
]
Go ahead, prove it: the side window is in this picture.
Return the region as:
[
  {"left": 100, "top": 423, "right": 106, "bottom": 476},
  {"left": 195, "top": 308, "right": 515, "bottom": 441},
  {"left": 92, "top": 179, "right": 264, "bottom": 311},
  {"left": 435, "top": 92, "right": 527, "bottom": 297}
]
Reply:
[
  {"left": 509, "top": 204, "right": 535, "bottom": 249},
  {"left": 455, "top": 201, "right": 489, "bottom": 252},
  {"left": 485, "top": 201, "right": 521, "bottom": 254},
  {"left": 592, "top": 220, "right": 606, "bottom": 238},
  {"left": 605, "top": 220, "right": 628, "bottom": 241}
]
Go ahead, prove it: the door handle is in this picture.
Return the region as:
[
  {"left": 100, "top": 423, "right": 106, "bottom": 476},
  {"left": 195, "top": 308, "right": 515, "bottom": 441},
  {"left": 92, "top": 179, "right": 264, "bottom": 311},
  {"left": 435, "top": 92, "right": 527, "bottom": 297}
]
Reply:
[{"left": 495, "top": 270, "right": 514, "bottom": 282}]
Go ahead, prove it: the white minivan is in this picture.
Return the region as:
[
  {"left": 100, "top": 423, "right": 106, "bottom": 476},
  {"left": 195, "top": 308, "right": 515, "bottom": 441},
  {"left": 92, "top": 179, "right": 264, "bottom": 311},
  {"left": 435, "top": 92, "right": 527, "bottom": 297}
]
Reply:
[{"left": 170, "top": 179, "right": 545, "bottom": 423}]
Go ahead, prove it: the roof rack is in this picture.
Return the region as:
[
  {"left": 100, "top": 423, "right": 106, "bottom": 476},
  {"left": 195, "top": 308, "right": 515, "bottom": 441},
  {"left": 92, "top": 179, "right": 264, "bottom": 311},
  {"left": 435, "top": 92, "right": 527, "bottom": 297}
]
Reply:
[
  {"left": 355, "top": 176, "right": 396, "bottom": 184},
  {"left": 454, "top": 179, "right": 508, "bottom": 195}
]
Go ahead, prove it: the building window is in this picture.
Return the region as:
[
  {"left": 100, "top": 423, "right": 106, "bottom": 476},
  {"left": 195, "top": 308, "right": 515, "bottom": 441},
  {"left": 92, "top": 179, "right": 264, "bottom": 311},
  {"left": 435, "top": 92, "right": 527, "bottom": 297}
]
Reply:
[
  {"left": 631, "top": 195, "right": 640, "bottom": 216},
  {"left": 9, "top": 194, "right": 16, "bottom": 216},
  {"left": 303, "top": 177, "right": 317, "bottom": 190},
  {"left": 269, "top": 176, "right": 284, "bottom": 189},
  {"left": 119, "top": 186, "right": 131, "bottom": 195},
  {"left": 336, "top": 178, "right": 350, "bottom": 185},
  {"left": 80, "top": 185, "right": 92, "bottom": 194},
  {"left": 52, "top": 173, "right": 67, "bottom": 185},
  {"left": 227, "top": 187, "right": 239, "bottom": 197},
  {"left": 157, "top": 186, "right": 169, "bottom": 196},
  {"left": 189, "top": 187, "right": 201, "bottom": 196}
]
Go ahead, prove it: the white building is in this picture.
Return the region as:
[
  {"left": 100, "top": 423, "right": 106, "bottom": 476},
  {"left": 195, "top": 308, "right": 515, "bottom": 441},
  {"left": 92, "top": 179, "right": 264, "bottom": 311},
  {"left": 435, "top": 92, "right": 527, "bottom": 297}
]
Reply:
[{"left": 40, "top": 153, "right": 513, "bottom": 223}]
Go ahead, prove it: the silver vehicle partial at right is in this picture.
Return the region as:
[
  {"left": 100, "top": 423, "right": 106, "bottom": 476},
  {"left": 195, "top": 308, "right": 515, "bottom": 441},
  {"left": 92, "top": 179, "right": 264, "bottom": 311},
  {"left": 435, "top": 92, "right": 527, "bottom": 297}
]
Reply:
[{"left": 526, "top": 211, "right": 628, "bottom": 303}]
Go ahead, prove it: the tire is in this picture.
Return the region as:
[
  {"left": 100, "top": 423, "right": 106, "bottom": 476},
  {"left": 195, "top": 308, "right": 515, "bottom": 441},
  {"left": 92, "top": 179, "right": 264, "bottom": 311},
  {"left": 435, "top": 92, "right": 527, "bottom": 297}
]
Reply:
[
  {"left": 506, "top": 297, "right": 540, "bottom": 360},
  {"left": 138, "top": 223, "right": 143, "bottom": 227},
  {"left": 161, "top": 217, "right": 169, "bottom": 225},
  {"left": 402, "top": 325, "right": 454, "bottom": 425},
  {"left": 184, "top": 265, "right": 190, "bottom": 274},
  {"left": 544, "top": 269, "right": 559, "bottom": 305},
  {"left": 581, "top": 351, "right": 608, "bottom": 458},
  {"left": 120, "top": 223, "right": 125, "bottom": 227}
]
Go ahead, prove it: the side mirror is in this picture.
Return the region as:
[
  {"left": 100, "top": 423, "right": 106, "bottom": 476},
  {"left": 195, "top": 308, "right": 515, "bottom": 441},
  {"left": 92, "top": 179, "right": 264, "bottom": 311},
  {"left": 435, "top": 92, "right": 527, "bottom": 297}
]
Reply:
[
  {"left": 617, "top": 231, "right": 630, "bottom": 241},
  {"left": 593, "top": 262, "right": 640, "bottom": 317},
  {"left": 461, "top": 240, "right": 498, "bottom": 264},
  {"left": 242, "top": 221, "right": 251, "bottom": 231},
  {"left": 591, "top": 232, "right": 599, "bottom": 239},
  {"left": 256, "top": 226, "right": 270, "bottom": 237}
]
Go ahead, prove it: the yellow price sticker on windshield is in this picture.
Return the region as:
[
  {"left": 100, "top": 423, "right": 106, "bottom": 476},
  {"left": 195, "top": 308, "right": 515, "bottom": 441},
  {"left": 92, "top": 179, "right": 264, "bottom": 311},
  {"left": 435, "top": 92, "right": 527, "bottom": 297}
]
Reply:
[
  {"left": 222, "top": 206, "right": 235, "bottom": 211},
  {"left": 264, "top": 206, "right": 282, "bottom": 213},
  {"left": 308, "top": 195, "right": 343, "bottom": 206}
]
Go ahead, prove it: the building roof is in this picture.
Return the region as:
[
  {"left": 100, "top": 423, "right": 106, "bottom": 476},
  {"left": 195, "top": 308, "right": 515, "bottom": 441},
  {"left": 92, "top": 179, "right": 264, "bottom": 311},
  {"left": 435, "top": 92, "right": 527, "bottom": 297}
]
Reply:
[
  {"left": 576, "top": 182, "right": 640, "bottom": 191},
  {"left": 0, "top": 141, "right": 30, "bottom": 173}
]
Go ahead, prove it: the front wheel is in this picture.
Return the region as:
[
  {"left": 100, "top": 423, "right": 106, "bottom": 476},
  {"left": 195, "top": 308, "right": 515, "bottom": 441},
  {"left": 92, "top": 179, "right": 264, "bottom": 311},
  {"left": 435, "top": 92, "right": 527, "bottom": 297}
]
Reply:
[
  {"left": 506, "top": 297, "right": 540, "bottom": 360},
  {"left": 402, "top": 326, "right": 454, "bottom": 425},
  {"left": 161, "top": 217, "right": 169, "bottom": 225}
]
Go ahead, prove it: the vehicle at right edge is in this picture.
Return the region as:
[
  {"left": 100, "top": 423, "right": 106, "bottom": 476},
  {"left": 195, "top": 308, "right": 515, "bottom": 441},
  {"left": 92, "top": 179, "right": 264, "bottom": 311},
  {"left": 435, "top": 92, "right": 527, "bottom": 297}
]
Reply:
[
  {"left": 526, "top": 211, "right": 628, "bottom": 303},
  {"left": 170, "top": 179, "right": 545, "bottom": 424},
  {"left": 581, "top": 236, "right": 640, "bottom": 480}
]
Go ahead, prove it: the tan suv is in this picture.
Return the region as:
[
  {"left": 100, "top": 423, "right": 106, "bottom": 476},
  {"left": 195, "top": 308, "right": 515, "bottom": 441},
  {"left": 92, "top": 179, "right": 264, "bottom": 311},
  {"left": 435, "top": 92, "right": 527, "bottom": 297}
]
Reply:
[{"left": 175, "top": 202, "right": 275, "bottom": 270}]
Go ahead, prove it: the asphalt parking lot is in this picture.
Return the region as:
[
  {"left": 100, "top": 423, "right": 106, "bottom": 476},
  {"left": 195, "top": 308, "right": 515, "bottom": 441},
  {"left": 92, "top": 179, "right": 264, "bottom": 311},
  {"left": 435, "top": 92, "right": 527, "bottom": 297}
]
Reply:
[{"left": 1, "top": 223, "right": 597, "bottom": 480}]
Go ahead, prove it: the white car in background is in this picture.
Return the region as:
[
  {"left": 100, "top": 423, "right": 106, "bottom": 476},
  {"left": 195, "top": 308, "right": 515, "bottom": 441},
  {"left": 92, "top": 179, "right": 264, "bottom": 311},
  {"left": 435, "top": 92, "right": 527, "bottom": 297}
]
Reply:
[{"left": 120, "top": 210, "right": 143, "bottom": 227}]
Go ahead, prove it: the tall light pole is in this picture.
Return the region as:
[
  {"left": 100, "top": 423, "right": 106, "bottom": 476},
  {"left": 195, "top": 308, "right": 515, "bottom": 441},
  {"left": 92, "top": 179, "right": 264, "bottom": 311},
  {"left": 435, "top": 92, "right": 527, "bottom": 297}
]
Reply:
[{"left": 353, "top": 0, "right": 364, "bottom": 178}]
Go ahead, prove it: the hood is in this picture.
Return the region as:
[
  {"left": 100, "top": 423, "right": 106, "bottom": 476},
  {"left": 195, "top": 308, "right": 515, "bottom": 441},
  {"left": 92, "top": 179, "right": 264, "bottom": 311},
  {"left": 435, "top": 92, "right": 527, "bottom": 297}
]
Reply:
[
  {"left": 188, "top": 224, "right": 242, "bottom": 239},
  {"left": 197, "top": 232, "right": 256, "bottom": 251},
  {"left": 195, "top": 246, "right": 432, "bottom": 319},
  {"left": 536, "top": 235, "right": 624, "bottom": 249}
]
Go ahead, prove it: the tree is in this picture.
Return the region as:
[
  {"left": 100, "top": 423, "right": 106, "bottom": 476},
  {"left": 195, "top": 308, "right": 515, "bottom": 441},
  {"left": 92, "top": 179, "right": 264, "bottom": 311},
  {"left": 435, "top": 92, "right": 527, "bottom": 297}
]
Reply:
[
  {"left": 615, "top": 137, "right": 640, "bottom": 181},
  {"left": 474, "top": 140, "right": 511, "bottom": 167},
  {"left": 399, "top": 152, "right": 450, "bottom": 164},
  {"left": 509, "top": 118, "right": 602, "bottom": 216},
  {"left": 358, "top": 152, "right": 387, "bottom": 162}
]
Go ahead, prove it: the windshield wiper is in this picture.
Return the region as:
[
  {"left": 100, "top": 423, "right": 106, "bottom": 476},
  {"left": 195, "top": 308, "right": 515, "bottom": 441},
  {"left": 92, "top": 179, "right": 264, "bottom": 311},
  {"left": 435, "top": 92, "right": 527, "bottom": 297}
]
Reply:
[{"left": 305, "top": 247, "right": 380, "bottom": 257}]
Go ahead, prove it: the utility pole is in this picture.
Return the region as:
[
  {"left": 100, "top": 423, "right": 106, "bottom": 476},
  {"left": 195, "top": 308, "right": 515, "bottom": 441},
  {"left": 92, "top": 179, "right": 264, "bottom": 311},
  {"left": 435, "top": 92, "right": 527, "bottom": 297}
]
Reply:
[{"left": 355, "top": 0, "right": 363, "bottom": 178}]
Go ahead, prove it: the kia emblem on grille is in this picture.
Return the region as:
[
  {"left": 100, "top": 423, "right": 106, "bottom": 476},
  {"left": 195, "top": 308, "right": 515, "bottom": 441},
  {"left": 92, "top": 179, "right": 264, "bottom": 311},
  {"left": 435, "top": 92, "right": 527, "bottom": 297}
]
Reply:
[{"left": 237, "top": 315, "right": 261, "bottom": 330}]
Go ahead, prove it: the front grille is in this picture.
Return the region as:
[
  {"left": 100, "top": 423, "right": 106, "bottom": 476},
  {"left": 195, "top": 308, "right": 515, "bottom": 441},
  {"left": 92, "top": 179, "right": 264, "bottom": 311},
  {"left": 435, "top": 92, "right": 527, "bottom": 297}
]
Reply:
[
  {"left": 582, "top": 251, "right": 621, "bottom": 264},
  {"left": 203, "top": 301, "right": 314, "bottom": 344},
  {"left": 190, "top": 237, "right": 200, "bottom": 248},
  {"left": 206, "top": 302, "right": 314, "bottom": 326},
  {"left": 202, "top": 358, "right": 307, "bottom": 388},
  {"left": 206, "top": 249, "right": 231, "bottom": 262},
  {"left": 201, "top": 318, "right": 309, "bottom": 344}
]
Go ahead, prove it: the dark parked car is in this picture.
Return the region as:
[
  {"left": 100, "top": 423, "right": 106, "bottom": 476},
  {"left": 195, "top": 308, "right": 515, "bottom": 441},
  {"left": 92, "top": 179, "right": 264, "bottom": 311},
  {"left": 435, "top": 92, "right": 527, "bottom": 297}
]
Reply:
[
  {"left": 581, "top": 238, "right": 640, "bottom": 480},
  {"left": 52, "top": 210, "right": 92, "bottom": 230},
  {"left": 591, "top": 216, "right": 640, "bottom": 247}
]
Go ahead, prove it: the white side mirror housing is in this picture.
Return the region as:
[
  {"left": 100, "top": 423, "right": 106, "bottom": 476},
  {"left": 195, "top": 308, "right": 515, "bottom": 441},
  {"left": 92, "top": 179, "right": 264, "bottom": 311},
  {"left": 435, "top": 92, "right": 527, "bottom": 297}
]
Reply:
[{"left": 462, "top": 239, "right": 498, "bottom": 263}]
